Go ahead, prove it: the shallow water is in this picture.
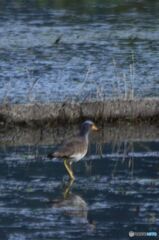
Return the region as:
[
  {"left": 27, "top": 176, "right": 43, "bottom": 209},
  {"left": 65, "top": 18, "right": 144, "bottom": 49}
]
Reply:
[
  {"left": 0, "top": 132, "right": 159, "bottom": 239},
  {"left": 0, "top": 0, "right": 159, "bottom": 103}
]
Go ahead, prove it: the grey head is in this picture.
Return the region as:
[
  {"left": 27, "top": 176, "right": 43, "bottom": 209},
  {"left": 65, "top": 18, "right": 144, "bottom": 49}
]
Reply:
[{"left": 80, "top": 120, "right": 98, "bottom": 137}]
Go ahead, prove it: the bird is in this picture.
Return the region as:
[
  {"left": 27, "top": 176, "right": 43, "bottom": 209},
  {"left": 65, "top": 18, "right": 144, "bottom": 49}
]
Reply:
[{"left": 47, "top": 120, "right": 98, "bottom": 180}]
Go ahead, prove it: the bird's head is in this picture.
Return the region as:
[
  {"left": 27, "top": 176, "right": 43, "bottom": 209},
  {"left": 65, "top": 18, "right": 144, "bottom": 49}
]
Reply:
[{"left": 80, "top": 120, "right": 98, "bottom": 136}]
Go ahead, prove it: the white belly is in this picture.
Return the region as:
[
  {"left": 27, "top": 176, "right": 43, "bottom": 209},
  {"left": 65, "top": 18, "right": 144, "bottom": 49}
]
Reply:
[{"left": 70, "top": 151, "right": 87, "bottom": 162}]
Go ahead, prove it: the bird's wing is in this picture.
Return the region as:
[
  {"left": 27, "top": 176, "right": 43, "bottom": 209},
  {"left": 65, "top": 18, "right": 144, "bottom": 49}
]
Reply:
[{"left": 53, "top": 137, "right": 86, "bottom": 158}]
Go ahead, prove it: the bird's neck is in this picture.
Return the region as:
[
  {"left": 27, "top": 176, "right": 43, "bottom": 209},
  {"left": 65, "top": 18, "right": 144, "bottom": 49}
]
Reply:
[{"left": 79, "top": 130, "right": 90, "bottom": 142}]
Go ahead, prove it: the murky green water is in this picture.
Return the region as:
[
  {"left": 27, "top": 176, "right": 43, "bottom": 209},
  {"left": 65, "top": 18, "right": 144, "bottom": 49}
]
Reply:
[
  {"left": 0, "top": 0, "right": 159, "bottom": 103},
  {"left": 0, "top": 127, "right": 159, "bottom": 239}
]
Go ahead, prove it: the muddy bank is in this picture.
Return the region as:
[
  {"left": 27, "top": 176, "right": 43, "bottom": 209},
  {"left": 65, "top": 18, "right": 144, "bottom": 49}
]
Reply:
[{"left": 0, "top": 98, "right": 158, "bottom": 127}]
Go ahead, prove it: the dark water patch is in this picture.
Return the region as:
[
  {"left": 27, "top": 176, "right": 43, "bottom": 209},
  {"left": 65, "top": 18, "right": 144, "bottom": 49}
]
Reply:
[{"left": 0, "top": 137, "right": 159, "bottom": 239}]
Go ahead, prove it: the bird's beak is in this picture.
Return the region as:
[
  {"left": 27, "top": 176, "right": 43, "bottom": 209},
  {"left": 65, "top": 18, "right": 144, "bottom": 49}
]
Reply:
[{"left": 92, "top": 124, "right": 99, "bottom": 131}]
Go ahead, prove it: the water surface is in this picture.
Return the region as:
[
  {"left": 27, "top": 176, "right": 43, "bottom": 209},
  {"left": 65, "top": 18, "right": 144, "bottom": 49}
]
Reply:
[
  {"left": 0, "top": 0, "right": 159, "bottom": 103},
  {"left": 0, "top": 126, "right": 159, "bottom": 239}
]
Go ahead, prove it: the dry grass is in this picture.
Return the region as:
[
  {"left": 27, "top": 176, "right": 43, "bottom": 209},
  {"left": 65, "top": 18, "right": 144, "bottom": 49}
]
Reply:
[{"left": 67, "top": 51, "right": 137, "bottom": 103}]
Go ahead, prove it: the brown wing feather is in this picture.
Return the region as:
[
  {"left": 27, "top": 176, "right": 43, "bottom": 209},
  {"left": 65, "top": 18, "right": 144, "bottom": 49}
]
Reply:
[{"left": 53, "top": 136, "right": 87, "bottom": 159}]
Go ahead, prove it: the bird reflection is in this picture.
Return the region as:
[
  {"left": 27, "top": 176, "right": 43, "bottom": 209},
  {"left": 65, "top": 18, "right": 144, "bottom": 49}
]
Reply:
[{"left": 52, "top": 180, "right": 95, "bottom": 229}]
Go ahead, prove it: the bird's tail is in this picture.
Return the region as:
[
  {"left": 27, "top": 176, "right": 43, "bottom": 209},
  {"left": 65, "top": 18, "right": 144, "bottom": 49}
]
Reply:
[
  {"left": 47, "top": 151, "right": 59, "bottom": 159},
  {"left": 47, "top": 152, "right": 54, "bottom": 158}
]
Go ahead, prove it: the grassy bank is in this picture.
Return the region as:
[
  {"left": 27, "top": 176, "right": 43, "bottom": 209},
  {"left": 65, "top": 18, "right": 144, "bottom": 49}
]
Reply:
[{"left": 0, "top": 98, "right": 158, "bottom": 127}]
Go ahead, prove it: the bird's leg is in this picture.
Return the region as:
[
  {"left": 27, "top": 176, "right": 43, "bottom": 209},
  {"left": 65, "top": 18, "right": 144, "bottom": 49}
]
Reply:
[
  {"left": 63, "top": 179, "right": 74, "bottom": 199},
  {"left": 64, "top": 159, "right": 75, "bottom": 180}
]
